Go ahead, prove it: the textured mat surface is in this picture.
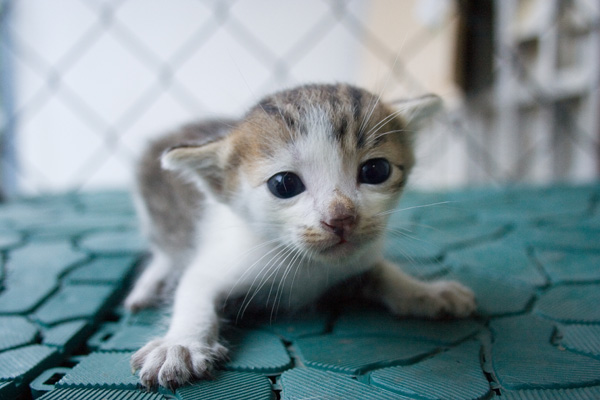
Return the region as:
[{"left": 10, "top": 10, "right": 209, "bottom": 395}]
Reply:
[{"left": 0, "top": 184, "right": 599, "bottom": 399}]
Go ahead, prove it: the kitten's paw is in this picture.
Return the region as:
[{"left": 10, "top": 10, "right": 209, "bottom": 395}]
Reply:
[
  {"left": 124, "top": 276, "right": 170, "bottom": 312},
  {"left": 389, "top": 280, "right": 476, "bottom": 319},
  {"left": 124, "top": 255, "right": 173, "bottom": 312},
  {"left": 124, "top": 289, "right": 156, "bottom": 313},
  {"left": 131, "top": 337, "right": 228, "bottom": 389}
]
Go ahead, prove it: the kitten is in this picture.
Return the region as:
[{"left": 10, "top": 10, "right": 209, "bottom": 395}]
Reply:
[{"left": 126, "top": 83, "right": 476, "bottom": 389}]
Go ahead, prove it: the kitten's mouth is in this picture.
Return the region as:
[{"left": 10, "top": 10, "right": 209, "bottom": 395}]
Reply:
[
  {"left": 318, "top": 236, "right": 356, "bottom": 256},
  {"left": 301, "top": 228, "right": 377, "bottom": 258}
]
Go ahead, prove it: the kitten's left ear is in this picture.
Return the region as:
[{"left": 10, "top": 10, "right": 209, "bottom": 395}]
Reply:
[{"left": 390, "top": 94, "right": 442, "bottom": 131}]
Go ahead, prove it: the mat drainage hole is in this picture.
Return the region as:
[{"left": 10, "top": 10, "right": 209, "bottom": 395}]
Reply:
[
  {"left": 44, "top": 372, "right": 66, "bottom": 386},
  {"left": 103, "top": 312, "right": 121, "bottom": 323}
]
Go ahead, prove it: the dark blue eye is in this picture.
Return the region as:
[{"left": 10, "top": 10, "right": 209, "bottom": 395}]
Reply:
[
  {"left": 267, "top": 172, "right": 305, "bottom": 199},
  {"left": 359, "top": 158, "right": 391, "bottom": 184}
]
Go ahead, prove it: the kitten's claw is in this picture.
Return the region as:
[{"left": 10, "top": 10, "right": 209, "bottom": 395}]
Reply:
[
  {"left": 124, "top": 290, "right": 156, "bottom": 313},
  {"left": 124, "top": 253, "right": 172, "bottom": 312},
  {"left": 388, "top": 280, "right": 476, "bottom": 319},
  {"left": 429, "top": 280, "right": 477, "bottom": 317},
  {"left": 131, "top": 337, "right": 228, "bottom": 389},
  {"left": 124, "top": 273, "right": 169, "bottom": 312}
]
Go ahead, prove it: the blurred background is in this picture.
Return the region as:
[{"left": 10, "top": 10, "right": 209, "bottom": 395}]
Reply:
[{"left": 0, "top": 0, "right": 598, "bottom": 197}]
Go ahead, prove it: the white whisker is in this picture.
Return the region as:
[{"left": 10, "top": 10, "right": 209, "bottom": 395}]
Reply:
[
  {"left": 375, "top": 201, "right": 455, "bottom": 217},
  {"left": 266, "top": 245, "right": 298, "bottom": 311},
  {"left": 385, "top": 228, "right": 428, "bottom": 244},
  {"left": 271, "top": 247, "right": 304, "bottom": 321},
  {"left": 230, "top": 241, "right": 289, "bottom": 320},
  {"left": 359, "top": 50, "right": 404, "bottom": 144},
  {"left": 240, "top": 245, "right": 294, "bottom": 319}
]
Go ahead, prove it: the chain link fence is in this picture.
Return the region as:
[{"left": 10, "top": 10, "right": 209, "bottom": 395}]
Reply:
[{"left": 0, "top": 0, "right": 598, "bottom": 197}]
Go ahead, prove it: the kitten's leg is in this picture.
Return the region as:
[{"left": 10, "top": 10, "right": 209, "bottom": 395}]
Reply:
[
  {"left": 130, "top": 266, "right": 227, "bottom": 389},
  {"left": 364, "top": 260, "right": 476, "bottom": 318},
  {"left": 124, "top": 249, "right": 173, "bottom": 312}
]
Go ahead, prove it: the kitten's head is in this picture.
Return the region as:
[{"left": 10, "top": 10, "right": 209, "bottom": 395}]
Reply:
[{"left": 163, "top": 84, "right": 440, "bottom": 262}]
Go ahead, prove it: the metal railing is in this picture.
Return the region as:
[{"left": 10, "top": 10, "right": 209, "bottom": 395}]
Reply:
[{"left": 0, "top": 0, "right": 597, "bottom": 197}]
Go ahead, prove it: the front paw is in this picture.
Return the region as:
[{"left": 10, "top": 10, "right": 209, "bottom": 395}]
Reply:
[
  {"left": 389, "top": 280, "right": 476, "bottom": 319},
  {"left": 131, "top": 337, "right": 228, "bottom": 389},
  {"left": 124, "top": 289, "right": 156, "bottom": 313}
]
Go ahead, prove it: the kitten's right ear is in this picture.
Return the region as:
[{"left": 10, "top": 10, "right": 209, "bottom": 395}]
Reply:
[{"left": 161, "top": 139, "right": 229, "bottom": 198}]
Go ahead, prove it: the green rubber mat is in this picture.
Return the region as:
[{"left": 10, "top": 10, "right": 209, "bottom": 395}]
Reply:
[
  {"left": 42, "top": 320, "right": 91, "bottom": 354},
  {"left": 0, "top": 316, "right": 39, "bottom": 351},
  {"left": 37, "top": 388, "right": 164, "bottom": 400},
  {"left": 51, "top": 352, "right": 144, "bottom": 392},
  {"left": 223, "top": 330, "right": 293, "bottom": 374},
  {"left": 174, "top": 371, "right": 273, "bottom": 400},
  {"left": 559, "top": 324, "right": 600, "bottom": 358},
  {"left": 333, "top": 309, "right": 482, "bottom": 344},
  {"left": 370, "top": 341, "right": 490, "bottom": 399},
  {"left": 294, "top": 335, "right": 440, "bottom": 374},
  {"left": 0, "top": 184, "right": 599, "bottom": 399},
  {"left": 490, "top": 315, "right": 600, "bottom": 389},
  {"left": 500, "top": 386, "right": 600, "bottom": 399},
  {"left": 281, "top": 368, "right": 409, "bottom": 399}
]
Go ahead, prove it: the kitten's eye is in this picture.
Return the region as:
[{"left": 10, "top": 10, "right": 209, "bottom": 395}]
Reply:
[
  {"left": 267, "top": 172, "right": 306, "bottom": 199},
  {"left": 359, "top": 158, "right": 391, "bottom": 184}
]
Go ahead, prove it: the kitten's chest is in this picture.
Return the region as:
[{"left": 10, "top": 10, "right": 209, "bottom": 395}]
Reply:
[
  {"left": 219, "top": 244, "right": 376, "bottom": 317},
  {"left": 224, "top": 249, "right": 335, "bottom": 311},
  {"left": 195, "top": 204, "right": 375, "bottom": 312}
]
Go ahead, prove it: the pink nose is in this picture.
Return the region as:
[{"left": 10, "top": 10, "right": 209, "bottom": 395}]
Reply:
[{"left": 321, "top": 215, "right": 356, "bottom": 238}]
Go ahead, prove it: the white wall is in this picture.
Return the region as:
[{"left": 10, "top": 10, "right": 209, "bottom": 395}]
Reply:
[
  {"left": 10, "top": 0, "right": 372, "bottom": 193},
  {"left": 10, "top": 1, "right": 594, "bottom": 195}
]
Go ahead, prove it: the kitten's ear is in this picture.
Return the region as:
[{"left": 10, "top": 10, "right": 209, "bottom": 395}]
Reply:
[
  {"left": 390, "top": 94, "right": 442, "bottom": 131},
  {"left": 161, "top": 139, "right": 230, "bottom": 199}
]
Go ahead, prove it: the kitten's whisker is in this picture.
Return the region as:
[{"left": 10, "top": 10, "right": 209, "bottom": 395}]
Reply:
[
  {"left": 246, "top": 242, "right": 290, "bottom": 289},
  {"left": 357, "top": 96, "right": 378, "bottom": 141},
  {"left": 273, "top": 245, "right": 307, "bottom": 319},
  {"left": 229, "top": 241, "right": 288, "bottom": 317},
  {"left": 385, "top": 240, "right": 419, "bottom": 266},
  {"left": 374, "top": 201, "right": 455, "bottom": 217},
  {"left": 359, "top": 50, "right": 404, "bottom": 144},
  {"left": 385, "top": 225, "right": 415, "bottom": 233},
  {"left": 237, "top": 237, "right": 281, "bottom": 257},
  {"left": 226, "top": 238, "right": 283, "bottom": 290},
  {"left": 244, "top": 242, "right": 295, "bottom": 310},
  {"left": 385, "top": 228, "right": 441, "bottom": 267},
  {"left": 229, "top": 53, "right": 296, "bottom": 144},
  {"left": 231, "top": 60, "right": 297, "bottom": 146},
  {"left": 283, "top": 248, "right": 307, "bottom": 310},
  {"left": 364, "top": 108, "right": 406, "bottom": 144},
  {"left": 357, "top": 74, "right": 391, "bottom": 143},
  {"left": 241, "top": 245, "right": 294, "bottom": 319},
  {"left": 357, "top": 90, "right": 383, "bottom": 144},
  {"left": 366, "top": 108, "right": 404, "bottom": 136},
  {"left": 385, "top": 228, "right": 429, "bottom": 243},
  {"left": 388, "top": 221, "right": 447, "bottom": 234},
  {"left": 266, "top": 245, "right": 298, "bottom": 312},
  {"left": 230, "top": 239, "right": 286, "bottom": 290},
  {"left": 273, "top": 100, "right": 298, "bottom": 145},
  {"left": 237, "top": 244, "right": 290, "bottom": 321},
  {"left": 372, "top": 129, "right": 408, "bottom": 141},
  {"left": 271, "top": 248, "right": 301, "bottom": 322},
  {"left": 289, "top": 248, "right": 315, "bottom": 308}
]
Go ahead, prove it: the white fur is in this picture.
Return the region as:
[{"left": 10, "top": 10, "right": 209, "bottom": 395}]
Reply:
[
  {"left": 129, "top": 98, "right": 475, "bottom": 389},
  {"left": 130, "top": 197, "right": 385, "bottom": 388}
]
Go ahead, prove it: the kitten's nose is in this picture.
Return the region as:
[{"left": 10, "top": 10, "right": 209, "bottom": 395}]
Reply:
[{"left": 321, "top": 215, "right": 356, "bottom": 238}]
